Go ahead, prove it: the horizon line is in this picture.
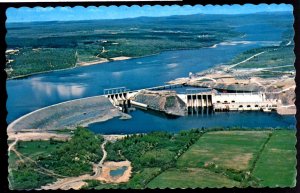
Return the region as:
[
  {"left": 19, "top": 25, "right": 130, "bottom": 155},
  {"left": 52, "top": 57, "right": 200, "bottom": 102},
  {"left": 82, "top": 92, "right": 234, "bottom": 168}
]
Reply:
[{"left": 6, "top": 10, "right": 292, "bottom": 24}]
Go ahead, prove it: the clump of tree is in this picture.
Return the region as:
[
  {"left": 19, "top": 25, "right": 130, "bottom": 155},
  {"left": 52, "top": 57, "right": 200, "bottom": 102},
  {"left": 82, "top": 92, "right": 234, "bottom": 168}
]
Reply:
[
  {"left": 106, "top": 129, "right": 204, "bottom": 172},
  {"left": 37, "top": 127, "right": 104, "bottom": 177}
]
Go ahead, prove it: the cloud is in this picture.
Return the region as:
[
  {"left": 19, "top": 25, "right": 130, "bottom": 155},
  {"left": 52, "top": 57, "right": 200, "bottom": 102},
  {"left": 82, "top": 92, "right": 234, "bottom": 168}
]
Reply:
[
  {"left": 58, "top": 7, "right": 72, "bottom": 12},
  {"left": 35, "top": 7, "right": 54, "bottom": 12}
]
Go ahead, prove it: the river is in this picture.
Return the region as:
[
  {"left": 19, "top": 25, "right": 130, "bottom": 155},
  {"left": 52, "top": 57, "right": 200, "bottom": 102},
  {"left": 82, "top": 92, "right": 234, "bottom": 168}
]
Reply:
[{"left": 6, "top": 20, "right": 295, "bottom": 133}]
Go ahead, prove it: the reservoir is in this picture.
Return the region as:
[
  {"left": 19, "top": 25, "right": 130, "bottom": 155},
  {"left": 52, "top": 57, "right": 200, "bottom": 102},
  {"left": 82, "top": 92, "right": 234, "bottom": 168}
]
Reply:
[{"left": 6, "top": 21, "right": 295, "bottom": 131}]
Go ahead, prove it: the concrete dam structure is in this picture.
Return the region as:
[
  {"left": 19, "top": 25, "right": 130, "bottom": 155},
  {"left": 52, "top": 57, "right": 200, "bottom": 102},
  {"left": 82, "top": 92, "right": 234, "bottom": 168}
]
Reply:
[
  {"left": 177, "top": 88, "right": 214, "bottom": 115},
  {"left": 177, "top": 89, "right": 278, "bottom": 114},
  {"left": 7, "top": 84, "right": 281, "bottom": 133},
  {"left": 213, "top": 93, "right": 278, "bottom": 112},
  {"left": 104, "top": 85, "right": 280, "bottom": 116}
]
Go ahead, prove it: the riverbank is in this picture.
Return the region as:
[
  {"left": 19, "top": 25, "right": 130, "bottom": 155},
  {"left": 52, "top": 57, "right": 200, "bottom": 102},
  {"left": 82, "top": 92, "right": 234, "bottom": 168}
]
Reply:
[
  {"left": 77, "top": 56, "right": 132, "bottom": 67},
  {"left": 7, "top": 56, "right": 133, "bottom": 80}
]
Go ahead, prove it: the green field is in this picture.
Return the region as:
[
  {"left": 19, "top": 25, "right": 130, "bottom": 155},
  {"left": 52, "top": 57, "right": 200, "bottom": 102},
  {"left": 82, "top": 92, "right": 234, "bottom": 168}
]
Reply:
[
  {"left": 252, "top": 130, "right": 296, "bottom": 187},
  {"left": 177, "top": 130, "right": 271, "bottom": 171},
  {"left": 147, "top": 168, "right": 240, "bottom": 188},
  {"left": 14, "top": 140, "right": 64, "bottom": 160},
  {"left": 147, "top": 130, "right": 296, "bottom": 188}
]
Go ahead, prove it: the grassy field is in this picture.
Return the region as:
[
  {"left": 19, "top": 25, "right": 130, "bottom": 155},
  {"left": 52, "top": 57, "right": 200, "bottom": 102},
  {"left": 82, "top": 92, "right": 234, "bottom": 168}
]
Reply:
[
  {"left": 176, "top": 130, "right": 271, "bottom": 171},
  {"left": 147, "top": 167, "right": 240, "bottom": 188},
  {"left": 15, "top": 140, "right": 64, "bottom": 160},
  {"left": 252, "top": 130, "right": 296, "bottom": 187},
  {"left": 147, "top": 130, "right": 296, "bottom": 188}
]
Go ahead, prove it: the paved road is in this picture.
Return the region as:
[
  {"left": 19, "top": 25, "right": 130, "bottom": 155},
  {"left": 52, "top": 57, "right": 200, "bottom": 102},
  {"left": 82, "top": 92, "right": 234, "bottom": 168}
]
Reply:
[{"left": 228, "top": 51, "right": 266, "bottom": 69}]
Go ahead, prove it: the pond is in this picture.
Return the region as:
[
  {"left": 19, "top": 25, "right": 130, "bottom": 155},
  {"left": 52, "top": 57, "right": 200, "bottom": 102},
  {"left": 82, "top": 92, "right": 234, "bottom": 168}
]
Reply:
[{"left": 110, "top": 166, "right": 128, "bottom": 177}]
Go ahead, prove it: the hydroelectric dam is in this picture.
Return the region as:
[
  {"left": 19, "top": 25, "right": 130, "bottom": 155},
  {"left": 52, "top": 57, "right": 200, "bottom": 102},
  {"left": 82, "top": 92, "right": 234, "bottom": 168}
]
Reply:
[
  {"left": 7, "top": 83, "right": 281, "bottom": 133},
  {"left": 103, "top": 84, "right": 280, "bottom": 115}
]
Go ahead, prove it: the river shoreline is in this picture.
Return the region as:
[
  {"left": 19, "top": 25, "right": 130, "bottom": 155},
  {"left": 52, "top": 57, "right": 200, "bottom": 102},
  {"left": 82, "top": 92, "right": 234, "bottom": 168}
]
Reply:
[{"left": 6, "top": 43, "right": 226, "bottom": 80}]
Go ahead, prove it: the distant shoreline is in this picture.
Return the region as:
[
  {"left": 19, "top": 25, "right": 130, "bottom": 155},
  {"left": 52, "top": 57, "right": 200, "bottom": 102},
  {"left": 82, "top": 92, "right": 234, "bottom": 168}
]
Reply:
[
  {"left": 6, "top": 39, "right": 261, "bottom": 80},
  {"left": 6, "top": 56, "right": 132, "bottom": 80},
  {"left": 6, "top": 43, "right": 222, "bottom": 80}
]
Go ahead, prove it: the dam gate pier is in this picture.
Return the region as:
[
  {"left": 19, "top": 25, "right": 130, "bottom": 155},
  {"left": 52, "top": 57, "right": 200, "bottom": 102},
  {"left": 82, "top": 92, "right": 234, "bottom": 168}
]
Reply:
[
  {"left": 182, "top": 88, "right": 214, "bottom": 115},
  {"left": 104, "top": 87, "right": 134, "bottom": 113}
]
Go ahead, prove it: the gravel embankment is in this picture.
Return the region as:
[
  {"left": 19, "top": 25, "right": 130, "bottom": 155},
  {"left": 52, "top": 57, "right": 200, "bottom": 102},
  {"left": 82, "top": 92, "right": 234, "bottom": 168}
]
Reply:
[{"left": 134, "top": 90, "right": 186, "bottom": 116}]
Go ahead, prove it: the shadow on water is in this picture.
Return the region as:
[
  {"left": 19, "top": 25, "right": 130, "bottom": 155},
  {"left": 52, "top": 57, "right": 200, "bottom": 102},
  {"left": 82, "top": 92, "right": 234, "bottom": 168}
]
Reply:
[{"left": 134, "top": 107, "right": 181, "bottom": 120}]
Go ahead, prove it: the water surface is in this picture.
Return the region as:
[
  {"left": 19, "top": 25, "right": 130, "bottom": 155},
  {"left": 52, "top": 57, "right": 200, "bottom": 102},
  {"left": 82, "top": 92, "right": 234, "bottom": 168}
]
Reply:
[
  {"left": 110, "top": 166, "right": 128, "bottom": 177},
  {"left": 89, "top": 109, "right": 295, "bottom": 134}
]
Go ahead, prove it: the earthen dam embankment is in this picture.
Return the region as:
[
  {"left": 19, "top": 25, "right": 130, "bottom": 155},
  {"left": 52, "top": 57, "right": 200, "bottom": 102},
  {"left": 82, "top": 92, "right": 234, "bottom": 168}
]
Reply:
[{"left": 8, "top": 96, "right": 124, "bottom": 133}]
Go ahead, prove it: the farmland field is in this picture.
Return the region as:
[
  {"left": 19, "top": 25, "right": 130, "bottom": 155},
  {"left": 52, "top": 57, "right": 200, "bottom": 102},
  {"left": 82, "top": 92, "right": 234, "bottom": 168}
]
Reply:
[
  {"left": 176, "top": 130, "right": 271, "bottom": 171},
  {"left": 147, "top": 167, "right": 240, "bottom": 188},
  {"left": 147, "top": 129, "right": 296, "bottom": 188},
  {"left": 252, "top": 130, "right": 296, "bottom": 187}
]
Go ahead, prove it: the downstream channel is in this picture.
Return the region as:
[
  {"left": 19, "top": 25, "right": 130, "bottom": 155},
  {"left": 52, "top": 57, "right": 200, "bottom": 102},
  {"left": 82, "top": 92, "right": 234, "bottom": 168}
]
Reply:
[{"left": 6, "top": 22, "right": 295, "bottom": 132}]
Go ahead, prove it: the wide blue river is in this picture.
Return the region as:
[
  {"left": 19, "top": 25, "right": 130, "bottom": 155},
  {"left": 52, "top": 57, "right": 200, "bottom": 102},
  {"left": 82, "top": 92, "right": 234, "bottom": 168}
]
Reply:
[{"left": 6, "top": 21, "right": 295, "bottom": 133}]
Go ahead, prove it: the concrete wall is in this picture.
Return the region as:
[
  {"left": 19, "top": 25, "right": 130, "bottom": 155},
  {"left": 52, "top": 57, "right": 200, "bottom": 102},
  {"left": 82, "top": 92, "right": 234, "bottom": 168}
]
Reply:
[
  {"left": 213, "top": 93, "right": 265, "bottom": 104},
  {"left": 214, "top": 101, "right": 277, "bottom": 111}
]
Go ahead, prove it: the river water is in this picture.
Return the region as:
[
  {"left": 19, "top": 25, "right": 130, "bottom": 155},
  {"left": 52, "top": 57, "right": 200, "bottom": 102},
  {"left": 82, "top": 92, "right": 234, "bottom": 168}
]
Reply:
[{"left": 6, "top": 20, "right": 295, "bottom": 133}]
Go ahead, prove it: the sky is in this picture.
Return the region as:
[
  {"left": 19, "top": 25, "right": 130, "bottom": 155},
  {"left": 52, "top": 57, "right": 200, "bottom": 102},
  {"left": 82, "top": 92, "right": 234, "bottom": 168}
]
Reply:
[{"left": 6, "top": 4, "right": 293, "bottom": 23}]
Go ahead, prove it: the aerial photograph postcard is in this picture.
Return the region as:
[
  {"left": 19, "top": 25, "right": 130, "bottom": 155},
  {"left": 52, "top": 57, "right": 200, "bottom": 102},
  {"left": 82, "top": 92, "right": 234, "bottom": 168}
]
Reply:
[{"left": 6, "top": 4, "right": 296, "bottom": 190}]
